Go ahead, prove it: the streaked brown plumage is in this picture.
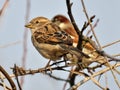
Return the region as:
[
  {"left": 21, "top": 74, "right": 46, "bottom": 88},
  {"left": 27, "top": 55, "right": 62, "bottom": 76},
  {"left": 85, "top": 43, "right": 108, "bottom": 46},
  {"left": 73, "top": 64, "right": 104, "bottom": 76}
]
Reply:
[
  {"left": 52, "top": 14, "right": 108, "bottom": 67},
  {"left": 25, "top": 16, "right": 82, "bottom": 63},
  {"left": 52, "top": 15, "right": 78, "bottom": 47}
]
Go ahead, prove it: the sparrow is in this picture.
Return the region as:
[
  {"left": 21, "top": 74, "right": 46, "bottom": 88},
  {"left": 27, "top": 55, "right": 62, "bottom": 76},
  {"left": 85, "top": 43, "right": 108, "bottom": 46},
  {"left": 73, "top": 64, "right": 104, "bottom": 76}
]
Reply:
[
  {"left": 52, "top": 15, "right": 108, "bottom": 86},
  {"left": 25, "top": 16, "right": 83, "bottom": 64},
  {"left": 52, "top": 14, "right": 108, "bottom": 67},
  {"left": 52, "top": 14, "right": 78, "bottom": 47}
]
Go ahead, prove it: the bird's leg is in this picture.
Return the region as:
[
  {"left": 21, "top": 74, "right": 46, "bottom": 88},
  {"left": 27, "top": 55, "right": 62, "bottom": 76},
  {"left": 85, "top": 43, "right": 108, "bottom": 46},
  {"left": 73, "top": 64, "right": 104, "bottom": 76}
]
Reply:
[
  {"left": 44, "top": 60, "right": 52, "bottom": 73},
  {"left": 63, "top": 55, "right": 72, "bottom": 66}
]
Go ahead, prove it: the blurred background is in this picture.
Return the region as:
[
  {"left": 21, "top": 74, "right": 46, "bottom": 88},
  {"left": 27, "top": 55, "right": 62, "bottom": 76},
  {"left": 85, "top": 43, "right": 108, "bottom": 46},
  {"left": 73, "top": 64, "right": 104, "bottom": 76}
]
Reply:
[{"left": 0, "top": 0, "right": 120, "bottom": 90}]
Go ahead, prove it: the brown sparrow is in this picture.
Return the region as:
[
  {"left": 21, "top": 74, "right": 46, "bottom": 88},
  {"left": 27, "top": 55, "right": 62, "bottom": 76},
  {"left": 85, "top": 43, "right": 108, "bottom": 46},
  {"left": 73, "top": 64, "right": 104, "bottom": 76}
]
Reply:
[
  {"left": 52, "top": 15, "right": 107, "bottom": 67},
  {"left": 25, "top": 16, "right": 83, "bottom": 64},
  {"left": 52, "top": 15, "right": 78, "bottom": 47}
]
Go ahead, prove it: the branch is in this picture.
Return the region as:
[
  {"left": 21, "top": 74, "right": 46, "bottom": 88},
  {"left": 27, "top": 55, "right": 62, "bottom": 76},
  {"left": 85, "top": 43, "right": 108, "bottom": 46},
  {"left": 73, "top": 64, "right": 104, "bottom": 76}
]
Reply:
[
  {"left": 21, "top": 0, "right": 31, "bottom": 86},
  {"left": 80, "top": 1, "right": 120, "bottom": 88},
  {"left": 68, "top": 63, "right": 120, "bottom": 90},
  {"left": 86, "top": 19, "right": 99, "bottom": 36},
  {"left": 0, "top": 0, "right": 9, "bottom": 16},
  {"left": 0, "top": 65, "right": 16, "bottom": 90},
  {"left": 102, "top": 39, "right": 120, "bottom": 49},
  {"left": 81, "top": 15, "right": 96, "bottom": 33},
  {"left": 0, "top": 83, "right": 11, "bottom": 90},
  {"left": 81, "top": 0, "right": 102, "bottom": 50},
  {"left": 66, "top": 0, "right": 82, "bottom": 50}
]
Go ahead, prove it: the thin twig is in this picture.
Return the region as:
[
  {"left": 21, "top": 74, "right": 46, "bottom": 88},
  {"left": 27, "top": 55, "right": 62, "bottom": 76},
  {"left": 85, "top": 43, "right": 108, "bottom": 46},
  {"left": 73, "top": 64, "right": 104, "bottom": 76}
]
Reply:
[
  {"left": 81, "top": 15, "right": 95, "bottom": 33},
  {"left": 66, "top": 0, "right": 85, "bottom": 87},
  {"left": 0, "top": 41, "right": 21, "bottom": 48},
  {"left": 13, "top": 65, "right": 22, "bottom": 90},
  {"left": 112, "top": 54, "right": 120, "bottom": 57},
  {"left": 68, "top": 63, "right": 120, "bottom": 90},
  {"left": 81, "top": 0, "right": 102, "bottom": 50},
  {"left": 0, "top": 0, "right": 9, "bottom": 16},
  {"left": 104, "top": 73, "right": 108, "bottom": 89},
  {"left": 98, "top": 51, "right": 120, "bottom": 61},
  {"left": 102, "top": 39, "right": 120, "bottom": 48},
  {"left": 47, "top": 73, "right": 69, "bottom": 82},
  {"left": 113, "top": 68, "right": 120, "bottom": 75},
  {"left": 80, "top": 1, "right": 120, "bottom": 88},
  {"left": 68, "top": 66, "right": 79, "bottom": 86},
  {"left": 21, "top": 0, "right": 31, "bottom": 86},
  {"left": 10, "top": 65, "right": 69, "bottom": 77},
  {"left": 0, "top": 72, "right": 7, "bottom": 90},
  {"left": 0, "top": 83, "right": 12, "bottom": 90},
  {"left": 90, "top": 76, "right": 106, "bottom": 90},
  {"left": 66, "top": 0, "right": 83, "bottom": 50},
  {"left": 86, "top": 19, "right": 99, "bottom": 36},
  {"left": 0, "top": 65, "right": 16, "bottom": 90},
  {"left": 63, "top": 66, "right": 74, "bottom": 90}
]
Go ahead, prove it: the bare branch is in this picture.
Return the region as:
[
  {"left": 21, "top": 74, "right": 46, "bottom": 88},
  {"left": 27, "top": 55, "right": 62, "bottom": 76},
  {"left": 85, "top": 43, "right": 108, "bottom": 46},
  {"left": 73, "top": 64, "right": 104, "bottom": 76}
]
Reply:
[
  {"left": 102, "top": 39, "right": 120, "bottom": 49},
  {"left": 81, "top": 0, "right": 102, "bottom": 50},
  {"left": 66, "top": 0, "right": 83, "bottom": 50},
  {"left": 0, "top": 65, "right": 16, "bottom": 90},
  {"left": 0, "top": 0, "right": 9, "bottom": 16},
  {"left": 69, "top": 63, "right": 120, "bottom": 90},
  {"left": 21, "top": 0, "right": 31, "bottom": 86},
  {"left": 0, "top": 41, "right": 21, "bottom": 48},
  {"left": 86, "top": 19, "right": 99, "bottom": 36}
]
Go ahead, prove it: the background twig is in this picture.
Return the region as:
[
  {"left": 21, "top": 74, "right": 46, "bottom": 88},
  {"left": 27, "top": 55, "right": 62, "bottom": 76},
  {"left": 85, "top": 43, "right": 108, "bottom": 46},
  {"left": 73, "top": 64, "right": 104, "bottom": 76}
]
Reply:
[{"left": 21, "top": 0, "right": 31, "bottom": 87}]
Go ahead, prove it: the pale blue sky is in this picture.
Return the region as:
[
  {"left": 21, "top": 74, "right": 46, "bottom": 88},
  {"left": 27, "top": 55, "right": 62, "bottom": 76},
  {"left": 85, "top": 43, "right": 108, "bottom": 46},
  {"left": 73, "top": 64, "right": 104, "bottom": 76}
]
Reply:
[{"left": 0, "top": 0, "right": 120, "bottom": 90}]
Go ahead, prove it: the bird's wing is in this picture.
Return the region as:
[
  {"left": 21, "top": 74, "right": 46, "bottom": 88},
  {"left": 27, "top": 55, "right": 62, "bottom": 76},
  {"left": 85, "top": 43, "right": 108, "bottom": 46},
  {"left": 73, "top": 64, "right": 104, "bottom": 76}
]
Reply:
[{"left": 33, "top": 23, "right": 73, "bottom": 45}]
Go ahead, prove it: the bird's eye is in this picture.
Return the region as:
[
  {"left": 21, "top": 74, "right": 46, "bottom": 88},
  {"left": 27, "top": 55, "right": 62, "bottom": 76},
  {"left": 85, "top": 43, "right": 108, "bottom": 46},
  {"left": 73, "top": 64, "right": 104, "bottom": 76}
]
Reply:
[{"left": 35, "top": 21, "right": 39, "bottom": 24}]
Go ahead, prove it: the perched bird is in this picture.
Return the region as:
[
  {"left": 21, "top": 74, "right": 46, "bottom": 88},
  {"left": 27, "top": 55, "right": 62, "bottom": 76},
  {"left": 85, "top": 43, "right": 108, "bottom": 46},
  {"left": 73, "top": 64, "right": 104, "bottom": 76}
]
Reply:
[
  {"left": 25, "top": 16, "right": 83, "bottom": 64},
  {"left": 52, "top": 15, "right": 78, "bottom": 47},
  {"left": 52, "top": 15, "right": 108, "bottom": 86},
  {"left": 52, "top": 14, "right": 107, "bottom": 67}
]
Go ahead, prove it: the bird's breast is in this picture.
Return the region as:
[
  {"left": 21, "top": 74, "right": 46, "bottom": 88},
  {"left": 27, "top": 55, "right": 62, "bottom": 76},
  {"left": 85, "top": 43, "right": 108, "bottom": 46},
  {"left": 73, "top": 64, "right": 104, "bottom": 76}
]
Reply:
[{"left": 32, "top": 37, "right": 68, "bottom": 60}]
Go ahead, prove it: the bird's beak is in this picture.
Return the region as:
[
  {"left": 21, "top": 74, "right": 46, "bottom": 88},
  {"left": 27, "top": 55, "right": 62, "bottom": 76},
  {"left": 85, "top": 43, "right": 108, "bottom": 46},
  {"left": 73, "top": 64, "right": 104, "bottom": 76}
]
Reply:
[{"left": 25, "top": 23, "right": 32, "bottom": 28}]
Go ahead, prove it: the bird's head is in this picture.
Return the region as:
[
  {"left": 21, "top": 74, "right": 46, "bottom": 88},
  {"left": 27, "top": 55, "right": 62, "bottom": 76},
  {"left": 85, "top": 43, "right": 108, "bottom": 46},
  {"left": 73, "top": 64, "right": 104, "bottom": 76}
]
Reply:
[
  {"left": 52, "top": 15, "right": 70, "bottom": 29},
  {"left": 25, "top": 17, "right": 50, "bottom": 29}
]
